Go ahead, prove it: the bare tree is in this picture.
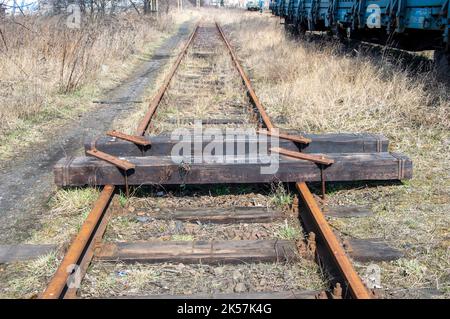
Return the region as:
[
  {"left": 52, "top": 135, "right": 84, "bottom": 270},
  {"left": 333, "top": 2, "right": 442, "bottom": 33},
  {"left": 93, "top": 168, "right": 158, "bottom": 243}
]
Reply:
[{"left": 0, "top": 1, "right": 6, "bottom": 17}]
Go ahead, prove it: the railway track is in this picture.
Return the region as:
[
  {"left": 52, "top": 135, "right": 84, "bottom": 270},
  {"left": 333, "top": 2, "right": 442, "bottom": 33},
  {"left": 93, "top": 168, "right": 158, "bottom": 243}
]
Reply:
[{"left": 40, "top": 20, "right": 410, "bottom": 300}]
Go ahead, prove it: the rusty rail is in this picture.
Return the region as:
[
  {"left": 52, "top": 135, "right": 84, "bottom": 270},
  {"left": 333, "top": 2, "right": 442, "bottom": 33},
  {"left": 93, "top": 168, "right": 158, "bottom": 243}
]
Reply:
[
  {"left": 41, "top": 23, "right": 200, "bottom": 299},
  {"left": 136, "top": 23, "right": 199, "bottom": 136},
  {"left": 215, "top": 22, "right": 275, "bottom": 131},
  {"left": 296, "top": 182, "right": 371, "bottom": 299},
  {"left": 41, "top": 185, "right": 115, "bottom": 299},
  {"left": 215, "top": 22, "right": 370, "bottom": 299}
]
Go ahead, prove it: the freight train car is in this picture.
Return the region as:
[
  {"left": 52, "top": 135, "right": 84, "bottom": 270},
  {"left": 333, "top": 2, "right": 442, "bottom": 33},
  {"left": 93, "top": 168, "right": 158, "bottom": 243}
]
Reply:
[{"left": 270, "top": 0, "right": 450, "bottom": 73}]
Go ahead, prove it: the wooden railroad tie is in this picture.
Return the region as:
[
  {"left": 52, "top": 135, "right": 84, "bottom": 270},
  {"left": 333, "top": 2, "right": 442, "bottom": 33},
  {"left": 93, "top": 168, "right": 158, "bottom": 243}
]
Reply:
[
  {"left": 55, "top": 152, "right": 412, "bottom": 187},
  {"left": 85, "top": 132, "right": 389, "bottom": 157},
  {"left": 128, "top": 207, "right": 285, "bottom": 224},
  {"left": 94, "top": 240, "right": 298, "bottom": 264},
  {"left": 0, "top": 244, "right": 57, "bottom": 264},
  {"left": 92, "top": 238, "right": 402, "bottom": 265},
  {"left": 109, "top": 291, "right": 320, "bottom": 299}
]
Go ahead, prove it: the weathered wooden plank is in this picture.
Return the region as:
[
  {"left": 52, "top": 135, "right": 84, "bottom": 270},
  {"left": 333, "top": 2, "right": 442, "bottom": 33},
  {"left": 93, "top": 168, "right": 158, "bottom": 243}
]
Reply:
[
  {"left": 142, "top": 207, "right": 284, "bottom": 224},
  {"left": 55, "top": 152, "right": 412, "bottom": 187},
  {"left": 345, "top": 238, "right": 404, "bottom": 262},
  {"left": 86, "top": 135, "right": 297, "bottom": 157},
  {"left": 0, "top": 244, "right": 57, "bottom": 264},
  {"left": 388, "top": 288, "right": 446, "bottom": 299},
  {"left": 109, "top": 291, "right": 319, "bottom": 299},
  {"left": 85, "top": 132, "right": 389, "bottom": 157},
  {"left": 95, "top": 240, "right": 298, "bottom": 264},
  {"left": 94, "top": 238, "right": 399, "bottom": 265},
  {"left": 164, "top": 118, "right": 248, "bottom": 125},
  {"left": 323, "top": 206, "right": 374, "bottom": 218}
]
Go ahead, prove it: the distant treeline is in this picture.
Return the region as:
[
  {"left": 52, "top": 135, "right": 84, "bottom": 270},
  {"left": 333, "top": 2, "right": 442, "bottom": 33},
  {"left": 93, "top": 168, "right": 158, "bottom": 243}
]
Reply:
[{"left": 0, "top": 1, "right": 172, "bottom": 16}]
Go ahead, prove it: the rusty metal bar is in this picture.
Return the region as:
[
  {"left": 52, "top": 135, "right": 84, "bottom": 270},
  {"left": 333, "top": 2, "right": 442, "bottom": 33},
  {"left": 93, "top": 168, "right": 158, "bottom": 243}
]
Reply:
[
  {"left": 136, "top": 24, "right": 199, "bottom": 136},
  {"left": 106, "top": 130, "right": 151, "bottom": 146},
  {"left": 296, "top": 182, "right": 371, "bottom": 299},
  {"left": 215, "top": 22, "right": 275, "bottom": 131},
  {"left": 270, "top": 147, "right": 334, "bottom": 166},
  {"left": 215, "top": 22, "right": 369, "bottom": 299},
  {"left": 42, "top": 23, "right": 201, "bottom": 299},
  {"left": 86, "top": 149, "right": 136, "bottom": 171},
  {"left": 257, "top": 129, "right": 311, "bottom": 144},
  {"left": 320, "top": 165, "right": 326, "bottom": 200},
  {"left": 63, "top": 200, "right": 114, "bottom": 299},
  {"left": 40, "top": 185, "right": 115, "bottom": 299}
]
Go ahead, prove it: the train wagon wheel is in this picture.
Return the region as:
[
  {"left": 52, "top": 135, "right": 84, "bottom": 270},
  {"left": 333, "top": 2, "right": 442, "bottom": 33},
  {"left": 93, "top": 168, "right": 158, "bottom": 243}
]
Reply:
[
  {"left": 284, "top": 17, "right": 292, "bottom": 32},
  {"left": 434, "top": 50, "right": 450, "bottom": 80},
  {"left": 331, "top": 25, "right": 348, "bottom": 42},
  {"left": 284, "top": 17, "right": 299, "bottom": 38},
  {"left": 296, "top": 22, "right": 308, "bottom": 36}
]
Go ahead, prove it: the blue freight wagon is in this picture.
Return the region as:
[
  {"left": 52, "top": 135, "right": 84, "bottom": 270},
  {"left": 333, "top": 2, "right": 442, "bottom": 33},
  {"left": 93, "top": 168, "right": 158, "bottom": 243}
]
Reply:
[{"left": 270, "top": 0, "right": 450, "bottom": 72}]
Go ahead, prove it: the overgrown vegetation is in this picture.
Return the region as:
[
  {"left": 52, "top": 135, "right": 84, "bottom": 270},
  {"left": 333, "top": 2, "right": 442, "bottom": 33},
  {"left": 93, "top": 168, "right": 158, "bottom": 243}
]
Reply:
[
  {"left": 277, "top": 220, "right": 301, "bottom": 240},
  {"left": 0, "top": 11, "right": 175, "bottom": 155},
  {"left": 270, "top": 182, "right": 293, "bottom": 209},
  {"left": 218, "top": 11, "right": 449, "bottom": 298}
]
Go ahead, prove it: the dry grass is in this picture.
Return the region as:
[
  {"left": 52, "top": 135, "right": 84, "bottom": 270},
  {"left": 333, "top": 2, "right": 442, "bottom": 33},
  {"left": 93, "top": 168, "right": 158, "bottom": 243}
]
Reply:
[
  {"left": 0, "top": 251, "right": 59, "bottom": 298},
  {"left": 0, "top": 12, "right": 180, "bottom": 159},
  {"left": 27, "top": 188, "right": 101, "bottom": 244},
  {"left": 214, "top": 10, "right": 449, "bottom": 298},
  {"left": 0, "top": 187, "right": 101, "bottom": 298}
]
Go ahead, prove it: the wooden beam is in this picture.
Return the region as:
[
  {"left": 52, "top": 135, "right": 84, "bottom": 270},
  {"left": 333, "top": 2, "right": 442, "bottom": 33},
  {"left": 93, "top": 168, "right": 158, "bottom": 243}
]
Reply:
[
  {"left": 137, "top": 207, "right": 284, "bottom": 224},
  {"left": 163, "top": 118, "right": 248, "bottom": 125},
  {"left": 344, "top": 238, "right": 403, "bottom": 262},
  {"left": 109, "top": 291, "right": 320, "bottom": 299},
  {"left": 0, "top": 244, "right": 57, "bottom": 264},
  {"left": 55, "top": 152, "right": 412, "bottom": 187},
  {"left": 93, "top": 238, "right": 397, "bottom": 265},
  {"left": 95, "top": 240, "right": 298, "bottom": 264},
  {"left": 323, "top": 206, "right": 374, "bottom": 218},
  {"left": 86, "top": 135, "right": 297, "bottom": 157},
  {"left": 85, "top": 133, "right": 389, "bottom": 157}
]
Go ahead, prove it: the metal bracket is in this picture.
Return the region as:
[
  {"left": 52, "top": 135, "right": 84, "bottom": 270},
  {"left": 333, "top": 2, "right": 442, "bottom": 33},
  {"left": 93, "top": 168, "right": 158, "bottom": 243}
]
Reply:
[
  {"left": 106, "top": 130, "right": 151, "bottom": 146},
  {"left": 88, "top": 139, "right": 135, "bottom": 196}
]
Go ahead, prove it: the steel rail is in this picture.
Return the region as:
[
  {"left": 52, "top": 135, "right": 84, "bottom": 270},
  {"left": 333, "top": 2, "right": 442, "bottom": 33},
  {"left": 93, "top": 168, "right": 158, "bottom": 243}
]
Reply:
[
  {"left": 40, "top": 185, "right": 115, "bottom": 299},
  {"left": 296, "top": 182, "right": 371, "bottom": 299},
  {"left": 40, "top": 23, "right": 200, "bottom": 299},
  {"left": 215, "top": 22, "right": 275, "bottom": 131},
  {"left": 215, "top": 22, "right": 370, "bottom": 299}
]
